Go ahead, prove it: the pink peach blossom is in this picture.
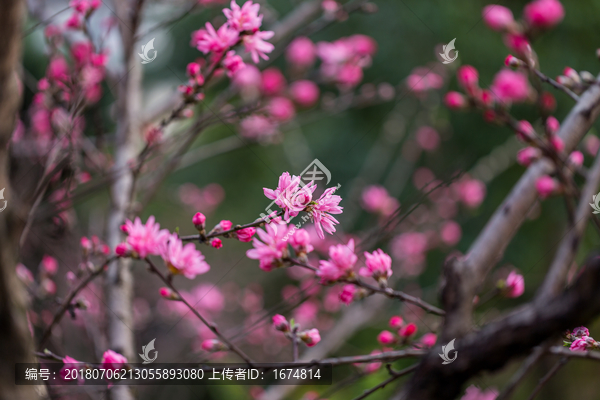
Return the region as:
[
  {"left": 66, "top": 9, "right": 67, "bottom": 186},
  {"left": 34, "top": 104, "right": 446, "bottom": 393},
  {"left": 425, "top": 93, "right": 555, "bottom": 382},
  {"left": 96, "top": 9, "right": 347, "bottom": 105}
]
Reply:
[
  {"left": 360, "top": 249, "right": 392, "bottom": 281},
  {"left": 569, "top": 151, "right": 584, "bottom": 167},
  {"left": 290, "top": 80, "right": 320, "bottom": 107},
  {"left": 41, "top": 255, "right": 58, "bottom": 275},
  {"left": 222, "top": 50, "right": 245, "bottom": 77},
  {"left": 193, "top": 22, "right": 239, "bottom": 54},
  {"left": 457, "top": 65, "right": 479, "bottom": 93},
  {"left": 536, "top": 175, "right": 557, "bottom": 199},
  {"left": 243, "top": 30, "right": 275, "bottom": 63},
  {"left": 122, "top": 216, "right": 169, "bottom": 258},
  {"left": 524, "top": 0, "right": 564, "bottom": 29},
  {"left": 516, "top": 147, "right": 541, "bottom": 166},
  {"left": 246, "top": 222, "right": 290, "bottom": 271},
  {"left": 504, "top": 271, "right": 524, "bottom": 298},
  {"left": 490, "top": 69, "right": 530, "bottom": 103},
  {"left": 457, "top": 178, "right": 486, "bottom": 208},
  {"left": 268, "top": 97, "right": 296, "bottom": 122},
  {"left": 361, "top": 185, "right": 399, "bottom": 216},
  {"left": 286, "top": 37, "right": 316, "bottom": 67},
  {"left": 482, "top": 5, "right": 514, "bottom": 31},
  {"left": 263, "top": 172, "right": 316, "bottom": 221},
  {"left": 289, "top": 228, "right": 313, "bottom": 254},
  {"left": 377, "top": 330, "right": 396, "bottom": 345},
  {"left": 261, "top": 68, "right": 286, "bottom": 96},
  {"left": 399, "top": 322, "right": 417, "bottom": 338},
  {"left": 272, "top": 314, "right": 290, "bottom": 332},
  {"left": 160, "top": 233, "right": 210, "bottom": 279},
  {"left": 310, "top": 187, "right": 343, "bottom": 239},
  {"left": 572, "top": 326, "right": 589, "bottom": 337},
  {"left": 236, "top": 227, "right": 256, "bottom": 242},
  {"left": 223, "top": 0, "right": 263, "bottom": 32},
  {"left": 339, "top": 284, "right": 356, "bottom": 305},
  {"left": 101, "top": 350, "right": 128, "bottom": 370},
  {"left": 389, "top": 316, "right": 404, "bottom": 329},
  {"left": 419, "top": 333, "right": 437, "bottom": 348},
  {"left": 300, "top": 328, "right": 321, "bottom": 347},
  {"left": 440, "top": 220, "right": 462, "bottom": 246},
  {"left": 445, "top": 91, "right": 467, "bottom": 109},
  {"left": 416, "top": 126, "right": 440, "bottom": 151}
]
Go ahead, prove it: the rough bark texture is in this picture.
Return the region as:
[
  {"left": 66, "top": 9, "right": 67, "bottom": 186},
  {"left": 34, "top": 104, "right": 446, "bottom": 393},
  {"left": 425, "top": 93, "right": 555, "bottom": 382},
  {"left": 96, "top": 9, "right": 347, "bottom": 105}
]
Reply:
[
  {"left": 396, "top": 254, "right": 600, "bottom": 399},
  {"left": 104, "top": 1, "right": 144, "bottom": 400},
  {"left": 0, "top": 0, "right": 41, "bottom": 399}
]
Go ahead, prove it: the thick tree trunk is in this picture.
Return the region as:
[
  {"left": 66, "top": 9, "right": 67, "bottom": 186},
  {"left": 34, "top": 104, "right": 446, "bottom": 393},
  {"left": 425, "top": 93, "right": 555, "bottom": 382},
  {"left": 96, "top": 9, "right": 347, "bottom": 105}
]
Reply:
[{"left": 0, "top": 0, "right": 41, "bottom": 399}]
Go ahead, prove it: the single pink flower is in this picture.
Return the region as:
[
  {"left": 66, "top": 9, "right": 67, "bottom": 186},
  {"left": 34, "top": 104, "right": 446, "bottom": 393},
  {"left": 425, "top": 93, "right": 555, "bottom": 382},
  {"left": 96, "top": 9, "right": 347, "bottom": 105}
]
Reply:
[
  {"left": 361, "top": 185, "right": 399, "bottom": 216},
  {"left": 236, "top": 227, "right": 256, "bottom": 242},
  {"left": 268, "top": 97, "right": 296, "bottom": 122},
  {"left": 546, "top": 116, "right": 560, "bottom": 134},
  {"left": 419, "top": 333, "right": 437, "bottom": 348},
  {"left": 261, "top": 67, "right": 286, "bottom": 96},
  {"left": 461, "top": 385, "right": 499, "bottom": 400},
  {"left": 60, "top": 355, "right": 82, "bottom": 381},
  {"left": 416, "top": 126, "right": 440, "bottom": 152},
  {"left": 490, "top": 69, "right": 530, "bottom": 103},
  {"left": 359, "top": 249, "right": 393, "bottom": 281},
  {"left": 569, "top": 151, "right": 584, "bottom": 167},
  {"left": 220, "top": 220, "right": 232, "bottom": 231},
  {"left": 289, "top": 228, "right": 313, "bottom": 255},
  {"left": 550, "top": 136, "right": 564, "bottom": 153},
  {"left": 399, "top": 322, "right": 417, "bottom": 338},
  {"left": 482, "top": 5, "right": 514, "bottom": 31},
  {"left": 223, "top": 0, "right": 263, "bottom": 32},
  {"left": 300, "top": 328, "right": 321, "bottom": 347},
  {"left": 201, "top": 339, "right": 225, "bottom": 352},
  {"left": 445, "top": 91, "right": 466, "bottom": 109},
  {"left": 570, "top": 337, "right": 589, "bottom": 351},
  {"left": 290, "top": 80, "right": 320, "bottom": 108},
  {"left": 349, "top": 34, "right": 377, "bottom": 57},
  {"left": 377, "top": 330, "right": 396, "bottom": 345},
  {"left": 233, "top": 64, "right": 262, "bottom": 88},
  {"left": 536, "top": 175, "right": 558, "bottom": 199},
  {"left": 239, "top": 114, "right": 278, "bottom": 139},
  {"left": 243, "top": 30, "right": 275, "bottom": 63},
  {"left": 222, "top": 50, "right": 245, "bottom": 77},
  {"left": 504, "top": 271, "right": 524, "bottom": 298},
  {"left": 101, "top": 350, "right": 128, "bottom": 371},
  {"left": 317, "top": 239, "right": 357, "bottom": 283},
  {"left": 524, "top": 0, "right": 564, "bottom": 29},
  {"left": 572, "top": 326, "right": 590, "bottom": 337},
  {"left": 123, "top": 216, "right": 169, "bottom": 258},
  {"left": 457, "top": 178, "right": 486, "bottom": 208},
  {"left": 193, "top": 22, "right": 239, "bottom": 54},
  {"left": 160, "top": 233, "right": 210, "bottom": 279},
  {"left": 503, "top": 33, "right": 530, "bottom": 55},
  {"left": 389, "top": 316, "right": 403, "bottom": 329},
  {"left": 211, "top": 238, "right": 223, "bottom": 248},
  {"left": 193, "top": 212, "right": 206, "bottom": 228},
  {"left": 310, "top": 187, "right": 343, "bottom": 239},
  {"left": 263, "top": 172, "right": 316, "bottom": 221},
  {"left": 272, "top": 314, "right": 290, "bottom": 332},
  {"left": 517, "top": 147, "right": 541, "bottom": 166},
  {"left": 115, "top": 243, "right": 129, "bottom": 256},
  {"left": 246, "top": 223, "right": 290, "bottom": 271},
  {"left": 339, "top": 284, "right": 356, "bottom": 305},
  {"left": 47, "top": 57, "right": 69, "bottom": 82},
  {"left": 440, "top": 220, "right": 462, "bottom": 246},
  {"left": 457, "top": 65, "right": 479, "bottom": 93},
  {"left": 41, "top": 255, "right": 58, "bottom": 275},
  {"left": 286, "top": 37, "right": 316, "bottom": 67}
]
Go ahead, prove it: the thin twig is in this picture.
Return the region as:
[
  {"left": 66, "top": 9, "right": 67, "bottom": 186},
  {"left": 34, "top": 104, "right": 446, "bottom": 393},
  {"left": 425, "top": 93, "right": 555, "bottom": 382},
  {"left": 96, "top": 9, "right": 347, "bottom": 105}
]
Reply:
[
  {"left": 526, "top": 357, "right": 568, "bottom": 400},
  {"left": 38, "top": 257, "right": 115, "bottom": 350},
  {"left": 496, "top": 344, "right": 548, "bottom": 400},
  {"left": 352, "top": 364, "right": 418, "bottom": 400},
  {"left": 532, "top": 69, "right": 580, "bottom": 102},
  {"left": 144, "top": 258, "right": 254, "bottom": 365}
]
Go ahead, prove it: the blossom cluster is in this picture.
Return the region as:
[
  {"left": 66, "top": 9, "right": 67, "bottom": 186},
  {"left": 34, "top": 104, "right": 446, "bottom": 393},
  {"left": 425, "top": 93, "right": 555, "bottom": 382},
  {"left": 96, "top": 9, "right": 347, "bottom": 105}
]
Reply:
[
  {"left": 565, "top": 326, "right": 599, "bottom": 352},
  {"left": 272, "top": 314, "right": 321, "bottom": 347},
  {"left": 116, "top": 216, "right": 210, "bottom": 280}
]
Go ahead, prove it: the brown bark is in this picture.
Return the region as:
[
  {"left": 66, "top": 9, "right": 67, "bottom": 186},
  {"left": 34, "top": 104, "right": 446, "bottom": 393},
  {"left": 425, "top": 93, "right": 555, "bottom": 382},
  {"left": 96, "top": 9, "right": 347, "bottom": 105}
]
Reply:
[{"left": 0, "top": 0, "right": 41, "bottom": 399}]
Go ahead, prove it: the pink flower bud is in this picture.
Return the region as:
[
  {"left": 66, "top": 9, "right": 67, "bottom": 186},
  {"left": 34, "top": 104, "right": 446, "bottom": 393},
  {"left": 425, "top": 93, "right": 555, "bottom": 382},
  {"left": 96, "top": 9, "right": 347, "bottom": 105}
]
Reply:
[
  {"left": 80, "top": 236, "right": 91, "bottom": 249},
  {"left": 286, "top": 37, "right": 316, "bottom": 67},
  {"left": 550, "top": 136, "right": 564, "bottom": 153},
  {"left": 524, "top": 0, "right": 564, "bottom": 29},
  {"left": 186, "top": 62, "right": 201, "bottom": 77},
  {"left": 482, "top": 5, "right": 514, "bottom": 31},
  {"left": 570, "top": 337, "right": 589, "bottom": 351},
  {"left": 159, "top": 287, "right": 179, "bottom": 300},
  {"left": 377, "top": 330, "right": 396, "bottom": 345},
  {"left": 290, "top": 80, "right": 320, "bottom": 108},
  {"left": 220, "top": 220, "right": 232, "bottom": 231},
  {"left": 546, "top": 116, "right": 560, "bottom": 134},
  {"left": 541, "top": 92, "right": 556, "bottom": 112},
  {"left": 41, "top": 255, "right": 58, "bottom": 275},
  {"left": 339, "top": 284, "right": 356, "bottom": 305},
  {"left": 211, "top": 238, "right": 223, "bottom": 248},
  {"left": 504, "top": 54, "right": 523, "bottom": 68},
  {"left": 440, "top": 220, "right": 462, "bottom": 246},
  {"left": 516, "top": 120, "right": 535, "bottom": 141},
  {"left": 569, "top": 151, "right": 584, "bottom": 167},
  {"left": 272, "top": 314, "right": 290, "bottom": 332},
  {"left": 389, "top": 316, "right": 404, "bottom": 329},
  {"left": 516, "top": 147, "right": 542, "bottom": 166},
  {"left": 201, "top": 339, "right": 225, "bottom": 352},
  {"left": 479, "top": 90, "right": 494, "bottom": 107},
  {"left": 457, "top": 66, "right": 479, "bottom": 92},
  {"left": 399, "top": 322, "right": 417, "bottom": 338},
  {"left": 193, "top": 212, "right": 206, "bottom": 229},
  {"left": 120, "top": 224, "right": 129, "bottom": 234},
  {"left": 419, "top": 333, "right": 437, "bottom": 348},
  {"left": 261, "top": 68, "right": 286, "bottom": 96},
  {"left": 444, "top": 92, "right": 466, "bottom": 109},
  {"left": 115, "top": 243, "right": 129, "bottom": 256},
  {"left": 300, "top": 328, "right": 321, "bottom": 347},
  {"left": 504, "top": 271, "right": 524, "bottom": 298},
  {"left": 236, "top": 227, "right": 256, "bottom": 242},
  {"left": 536, "top": 175, "right": 558, "bottom": 199},
  {"left": 144, "top": 126, "right": 163, "bottom": 145},
  {"left": 503, "top": 33, "right": 530, "bottom": 55},
  {"left": 101, "top": 350, "right": 128, "bottom": 371},
  {"left": 268, "top": 97, "right": 296, "bottom": 122}
]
